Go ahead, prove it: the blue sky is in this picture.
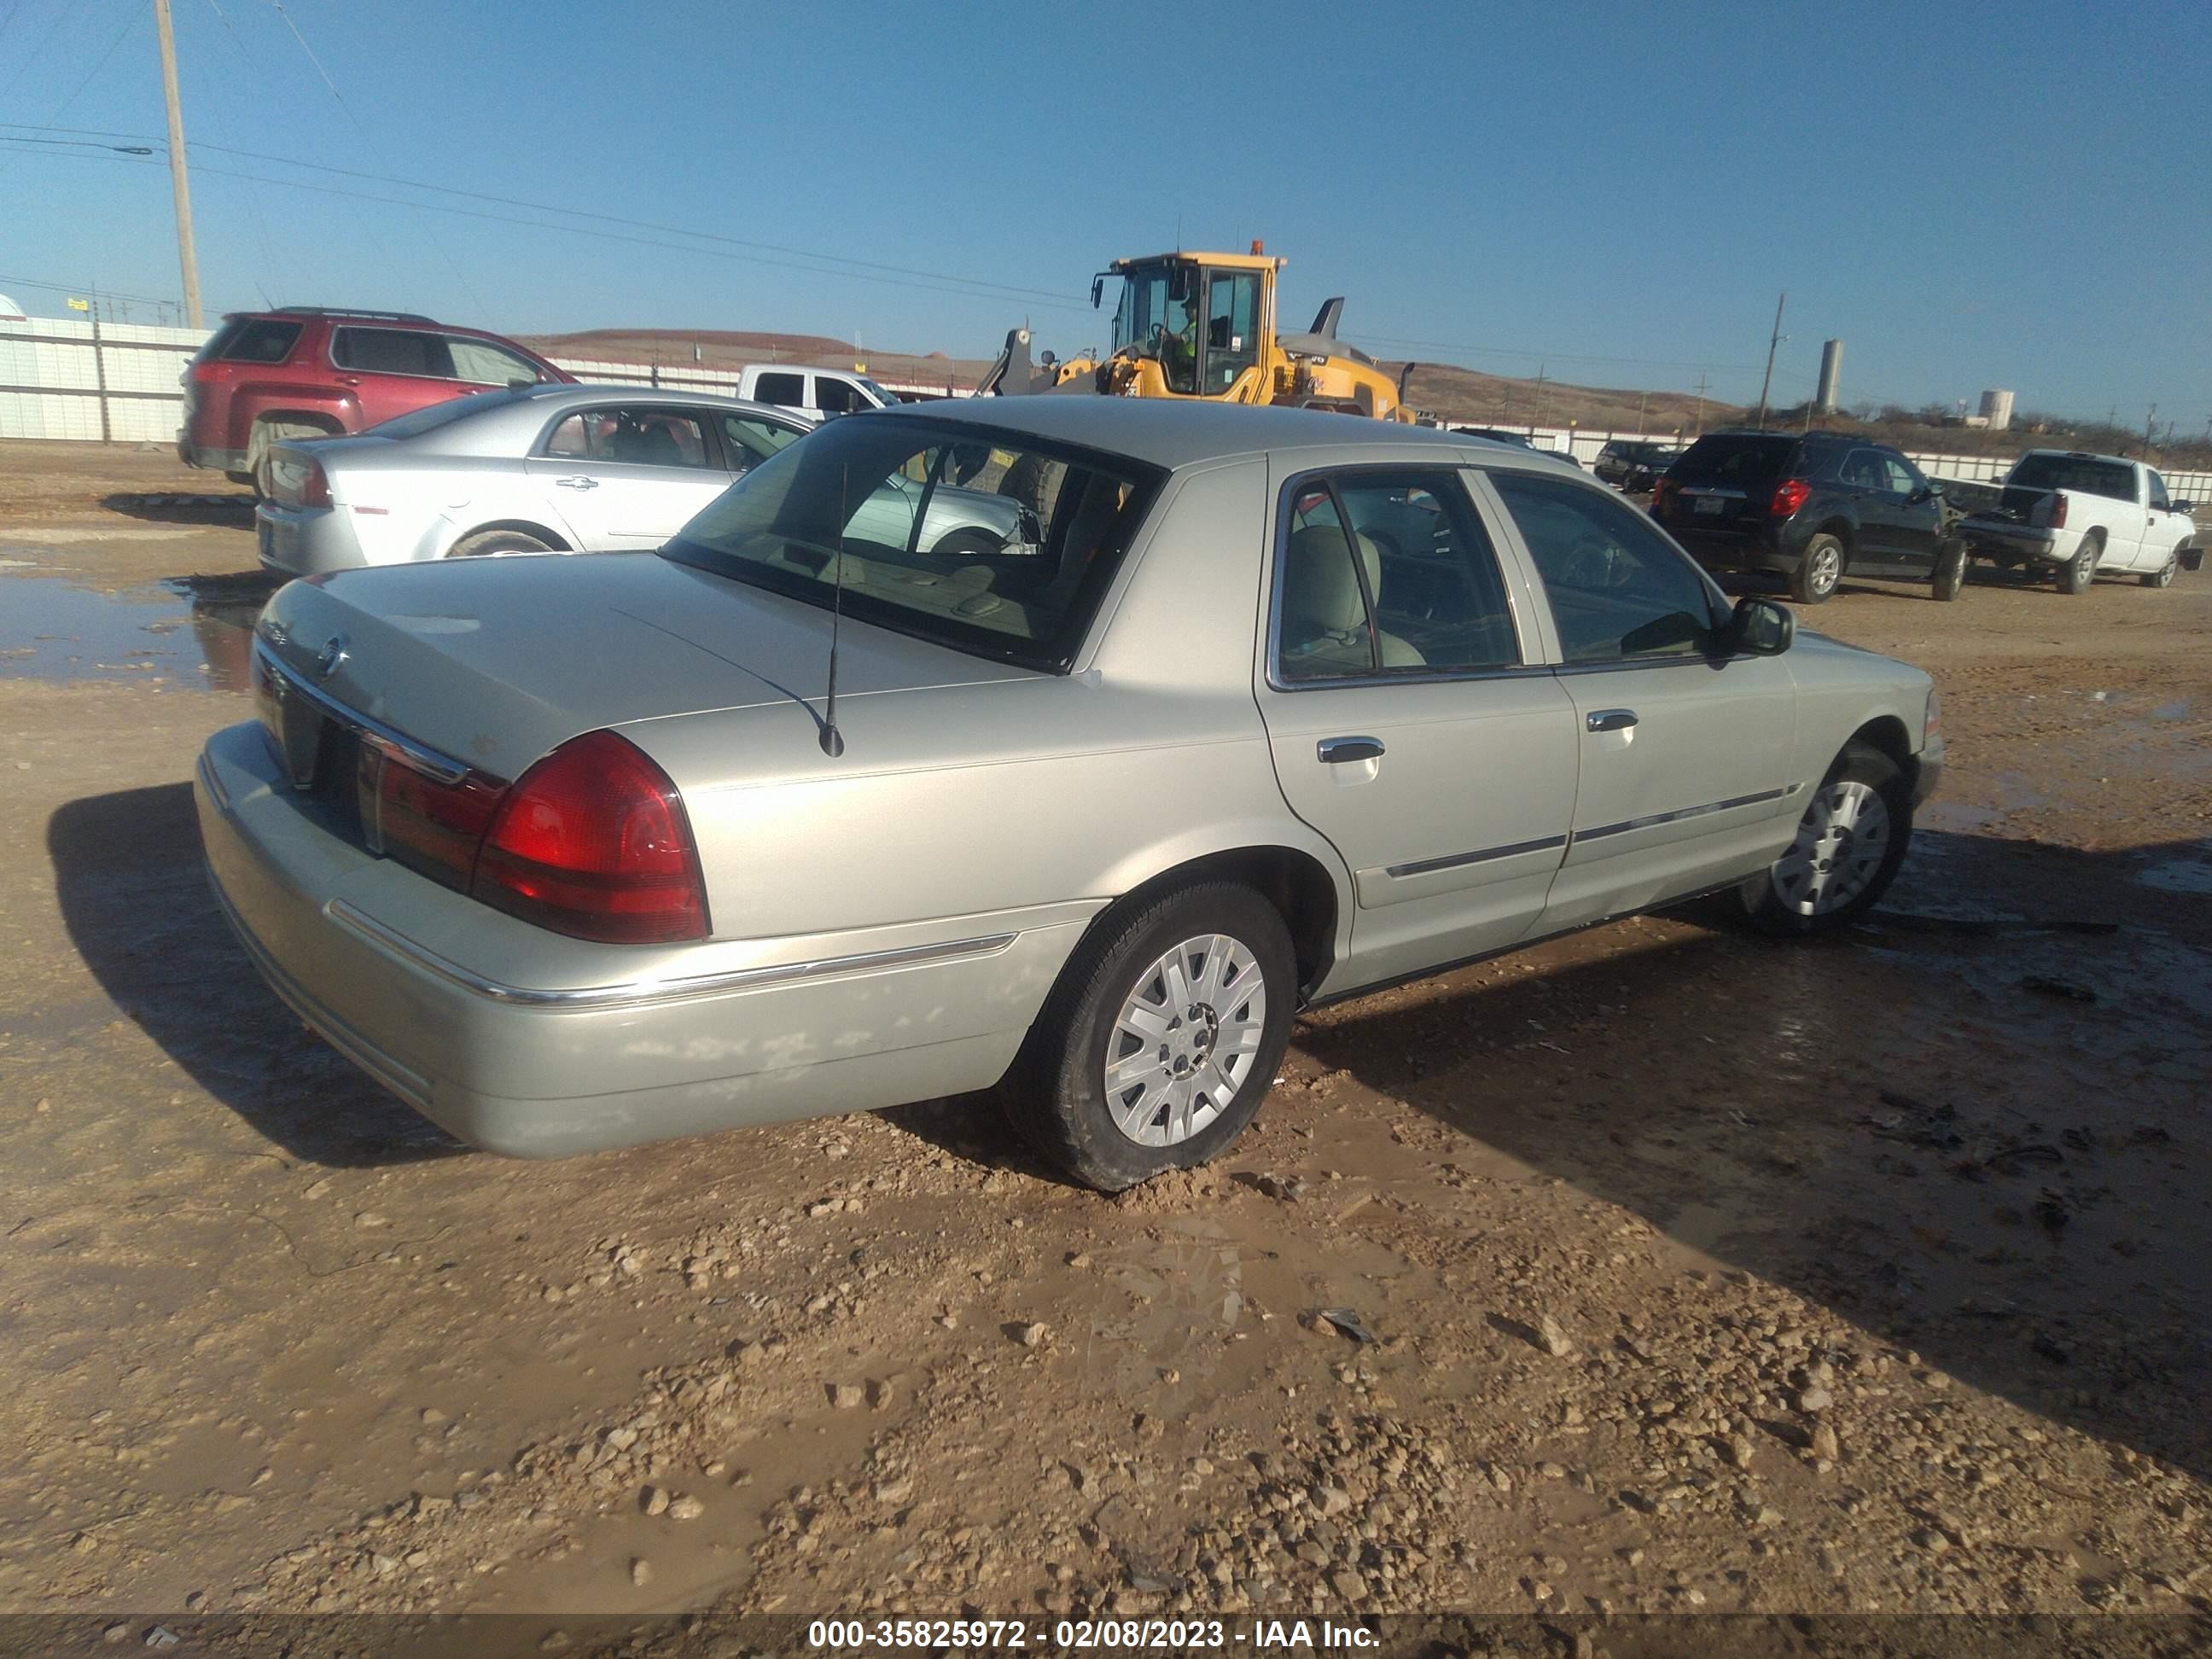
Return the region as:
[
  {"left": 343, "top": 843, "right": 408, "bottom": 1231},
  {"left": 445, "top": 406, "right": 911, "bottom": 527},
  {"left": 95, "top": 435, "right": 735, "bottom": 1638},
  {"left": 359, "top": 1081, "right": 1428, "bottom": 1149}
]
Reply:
[{"left": 3, "top": 0, "right": 2205, "bottom": 423}]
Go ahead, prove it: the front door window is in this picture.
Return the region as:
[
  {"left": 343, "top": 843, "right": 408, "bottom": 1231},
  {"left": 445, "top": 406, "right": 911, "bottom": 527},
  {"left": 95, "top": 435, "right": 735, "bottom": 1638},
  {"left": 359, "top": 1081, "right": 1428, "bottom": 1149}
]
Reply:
[{"left": 1202, "top": 271, "right": 1261, "bottom": 394}]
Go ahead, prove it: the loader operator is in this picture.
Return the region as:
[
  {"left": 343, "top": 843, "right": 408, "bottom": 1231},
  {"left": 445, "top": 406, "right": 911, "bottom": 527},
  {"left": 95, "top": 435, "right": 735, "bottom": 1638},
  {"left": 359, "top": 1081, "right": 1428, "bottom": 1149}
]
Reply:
[{"left": 1161, "top": 294, "right": 1200, "bottom": 394}]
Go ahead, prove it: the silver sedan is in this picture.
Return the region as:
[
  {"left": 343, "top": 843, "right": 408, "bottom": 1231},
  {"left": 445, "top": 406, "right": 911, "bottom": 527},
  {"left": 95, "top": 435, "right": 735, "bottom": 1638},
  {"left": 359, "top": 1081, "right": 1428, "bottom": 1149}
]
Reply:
[
  {"left": 200, "top": 398, "right": 1941, "bottom": 1190},
  {"left": 253, "top": 384, "right": 1037, "bottom": 575}
]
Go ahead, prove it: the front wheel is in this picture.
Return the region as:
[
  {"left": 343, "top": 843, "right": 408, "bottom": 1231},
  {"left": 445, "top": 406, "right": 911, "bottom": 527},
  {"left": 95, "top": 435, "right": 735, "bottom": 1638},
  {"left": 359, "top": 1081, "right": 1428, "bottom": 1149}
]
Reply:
[
  {"left": 1736, "top": 745, "right": 1912, "bottom": 937},
  {"left": 1792, "top": 533, "right": 1844, "bottom": 603},
  {"left": 1001, "top": 882, "right": 1295, "bottom": 1191},
  {"left": 2141, "top": 554, "right": 2179, "bottom": 590}
]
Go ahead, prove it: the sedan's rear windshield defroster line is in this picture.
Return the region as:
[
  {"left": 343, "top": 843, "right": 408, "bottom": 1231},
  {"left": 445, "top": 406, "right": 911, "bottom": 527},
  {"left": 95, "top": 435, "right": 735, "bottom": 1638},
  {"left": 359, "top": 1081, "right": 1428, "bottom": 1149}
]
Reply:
[{"left": 660, "top": 414, "right": 1165, "bottom": 673}]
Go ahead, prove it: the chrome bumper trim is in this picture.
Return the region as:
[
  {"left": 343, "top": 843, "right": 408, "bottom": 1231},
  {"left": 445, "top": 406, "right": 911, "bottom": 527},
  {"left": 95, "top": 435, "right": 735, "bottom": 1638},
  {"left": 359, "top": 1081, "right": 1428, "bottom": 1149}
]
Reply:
[{"left": 324, "top": 899, "right": 1018, "bottom": 1009}]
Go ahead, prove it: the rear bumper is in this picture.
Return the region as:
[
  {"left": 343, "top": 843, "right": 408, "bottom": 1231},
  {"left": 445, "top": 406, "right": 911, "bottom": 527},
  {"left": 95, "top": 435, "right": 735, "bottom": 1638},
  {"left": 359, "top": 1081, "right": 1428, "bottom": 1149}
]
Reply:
[
  {"left": 257, "top": 500, "right": 364, "bottom": 577},
  {"left": 194, "top": 719, "right": 1083, "bottom": 1157},
  {"left": 1669, "top": 521, "right": 1799, "bottom": 575},
  {"left": 1958, "top": 519, "right": 2059, "bottom": 564},
  {"left": 178, "top": 440, "right": 249, "bottom": 474}
]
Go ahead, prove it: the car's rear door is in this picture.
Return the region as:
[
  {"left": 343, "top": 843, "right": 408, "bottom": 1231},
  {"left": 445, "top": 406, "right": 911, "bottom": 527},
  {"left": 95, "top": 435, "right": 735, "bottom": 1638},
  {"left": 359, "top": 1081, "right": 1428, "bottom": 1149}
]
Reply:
[
  {"left": 1478, "top": 467, "right": 1798, "bottom": 933},
  {"left": 331, "top": 326, "right": 464, "bottom": 426},
  {"left": 521, "top": 404, "right": 727, "bottom": 549},
  {"left": 1254, "top": 464, "right": 1580, "bottom": 990}
]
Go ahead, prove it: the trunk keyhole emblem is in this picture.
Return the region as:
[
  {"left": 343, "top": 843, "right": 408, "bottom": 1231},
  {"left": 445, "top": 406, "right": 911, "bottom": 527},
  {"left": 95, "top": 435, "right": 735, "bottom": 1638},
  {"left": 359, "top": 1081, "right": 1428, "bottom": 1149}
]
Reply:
[{"left": 315, "top": 634, "right": 350, "bottom": 679}]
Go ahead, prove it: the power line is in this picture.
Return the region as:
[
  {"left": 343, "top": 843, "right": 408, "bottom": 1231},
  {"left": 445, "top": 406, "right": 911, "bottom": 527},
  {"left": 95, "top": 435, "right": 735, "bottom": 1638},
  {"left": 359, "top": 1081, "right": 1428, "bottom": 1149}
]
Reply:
[
  {"left": 0, "top": 1, "right": 143, "bottom": 182},
  {"left": 1348, "top": 329, "right": 1766, "bottom": 375},
  {"left": 0, "top": 118, "right": 1083, "bottom": 308}
]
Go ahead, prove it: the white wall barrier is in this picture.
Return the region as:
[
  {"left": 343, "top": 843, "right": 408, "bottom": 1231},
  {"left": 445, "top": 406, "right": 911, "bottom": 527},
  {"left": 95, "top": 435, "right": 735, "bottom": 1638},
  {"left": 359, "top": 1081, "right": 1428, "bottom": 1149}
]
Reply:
[{"left": 3, "top": 317, "right": 2206, "bottom": 501}]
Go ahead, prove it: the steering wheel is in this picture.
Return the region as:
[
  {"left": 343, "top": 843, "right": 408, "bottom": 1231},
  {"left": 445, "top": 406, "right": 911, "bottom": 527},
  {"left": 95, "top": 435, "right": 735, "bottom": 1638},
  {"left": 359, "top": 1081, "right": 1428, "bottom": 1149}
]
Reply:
[{"left": 1559, "top": 534, "right": 1634, "bottom": 590}]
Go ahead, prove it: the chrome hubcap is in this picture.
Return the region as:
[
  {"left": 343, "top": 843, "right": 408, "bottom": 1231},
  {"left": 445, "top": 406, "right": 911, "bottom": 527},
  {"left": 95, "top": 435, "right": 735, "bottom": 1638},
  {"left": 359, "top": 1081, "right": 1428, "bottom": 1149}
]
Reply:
[
  {"left": 1104, "top": 933, "right": 1267, "bottom": 1147},
  {"left": 1771, "top": 780, "right": 1890, "bottom": 916},
  {"left": 1809, "top": 545, "right": 1841, "bottom": 592}
]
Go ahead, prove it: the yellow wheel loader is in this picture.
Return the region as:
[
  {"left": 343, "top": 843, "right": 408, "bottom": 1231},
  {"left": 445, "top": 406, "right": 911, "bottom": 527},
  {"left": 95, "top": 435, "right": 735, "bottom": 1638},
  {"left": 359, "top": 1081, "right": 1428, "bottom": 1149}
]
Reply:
[{"left": 977, "top": 243, "right": 1419, "bottom": 422}]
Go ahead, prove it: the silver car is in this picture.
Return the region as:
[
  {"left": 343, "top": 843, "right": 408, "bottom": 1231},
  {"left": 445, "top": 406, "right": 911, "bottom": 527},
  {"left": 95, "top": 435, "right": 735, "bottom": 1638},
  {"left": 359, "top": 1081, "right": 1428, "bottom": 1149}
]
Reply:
[
  {"left": 199, "top": 399, "right": 1941, "bottom": 1190},
  {"left": 253, "top": 385, "right": 1036, "bottom": 575}
]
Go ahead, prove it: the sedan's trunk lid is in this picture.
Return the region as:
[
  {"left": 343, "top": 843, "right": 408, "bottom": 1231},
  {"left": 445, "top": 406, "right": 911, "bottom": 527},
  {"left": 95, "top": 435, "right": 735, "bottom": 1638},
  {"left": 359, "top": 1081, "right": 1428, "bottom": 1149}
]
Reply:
[{"left": 254, "top": 551, "right": 1039, "bottom": 780}]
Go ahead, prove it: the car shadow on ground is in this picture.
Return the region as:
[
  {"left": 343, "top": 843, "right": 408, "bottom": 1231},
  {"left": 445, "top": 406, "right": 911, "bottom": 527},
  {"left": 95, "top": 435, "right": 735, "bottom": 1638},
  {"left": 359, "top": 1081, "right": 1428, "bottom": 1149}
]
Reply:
[
  {"left": 1295, "top": 826, "right": 2212, "bottom": 1483},
  {"left": 47, "top": 782, "right": 465, "bottom": 1168},
  {"left": 102, "top": 491, "right": 256, "bottom": 527}
]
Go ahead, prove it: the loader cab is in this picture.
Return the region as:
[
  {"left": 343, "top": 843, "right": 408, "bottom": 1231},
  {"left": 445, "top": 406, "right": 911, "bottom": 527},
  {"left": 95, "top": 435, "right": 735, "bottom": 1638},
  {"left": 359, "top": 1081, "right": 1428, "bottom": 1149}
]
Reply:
[{"left": 1102, "top": 253, "right": 1275, "bottom": 400}]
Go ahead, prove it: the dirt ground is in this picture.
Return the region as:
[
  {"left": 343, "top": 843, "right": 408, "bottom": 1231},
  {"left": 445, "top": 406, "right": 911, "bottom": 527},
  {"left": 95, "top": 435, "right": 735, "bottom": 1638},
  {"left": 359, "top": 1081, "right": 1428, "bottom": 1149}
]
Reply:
[{"left": 2, "top": 439, "right": 2209, "bottom": 1645}]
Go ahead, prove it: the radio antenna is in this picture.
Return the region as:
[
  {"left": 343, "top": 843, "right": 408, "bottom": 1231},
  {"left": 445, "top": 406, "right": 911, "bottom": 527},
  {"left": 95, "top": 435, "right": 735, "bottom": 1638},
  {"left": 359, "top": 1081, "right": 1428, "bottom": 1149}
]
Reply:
[{"left": 819, "top": 462, "right": 847, "bottom": 757}]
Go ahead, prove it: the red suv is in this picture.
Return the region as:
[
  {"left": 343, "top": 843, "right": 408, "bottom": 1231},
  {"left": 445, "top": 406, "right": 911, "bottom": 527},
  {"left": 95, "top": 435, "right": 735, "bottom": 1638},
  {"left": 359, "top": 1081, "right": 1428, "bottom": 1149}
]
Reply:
[{"left": 178, "top": 307, "right": 575, "bottom": 491}]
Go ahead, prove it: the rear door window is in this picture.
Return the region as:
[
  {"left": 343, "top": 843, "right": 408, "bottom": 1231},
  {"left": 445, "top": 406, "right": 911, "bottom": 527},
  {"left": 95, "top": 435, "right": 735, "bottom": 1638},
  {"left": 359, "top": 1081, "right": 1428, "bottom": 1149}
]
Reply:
[
  {"left": 543, "top": 406, "right": 712, "bottom": 468},
  {"left": 1276, "top": 471, "right": 1519, "bottom": 681},
  {"left": 720, "top": 413, "right": 805, "bottom": 469},
  {"left": 218, "top": 319, "right": 302, "bottom": 364},
  {"left": 751, "top": 371, "right": 805, "bottom": 406},
  {"left": 332, "top": 327, "right": 455, "bottom": 378}
]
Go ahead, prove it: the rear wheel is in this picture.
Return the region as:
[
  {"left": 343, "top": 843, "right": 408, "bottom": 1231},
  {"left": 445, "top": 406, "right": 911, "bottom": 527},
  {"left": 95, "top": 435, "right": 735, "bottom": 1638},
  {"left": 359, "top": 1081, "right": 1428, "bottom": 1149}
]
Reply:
[
  {"left": 1001, "top": 882, "right": 1295, "bottom": 1191},
  {"left": 447, "top": 528, "right": 555, "bottom": 558},
  {"left": 1792, "top": 533, "right": 1845, "bottom": 604},
  {"left": 2141, "top": 553, "right": 2179, "bottom": 589},
  {"left": 1737, "top": 745, "right": 1912, "bottom": 937},
  {"left": 1930, "top": 538, "right": 1967, "bottom": 602},
  {"left": 2057, "top": 535, "right": 2100, "bottom": 594}
]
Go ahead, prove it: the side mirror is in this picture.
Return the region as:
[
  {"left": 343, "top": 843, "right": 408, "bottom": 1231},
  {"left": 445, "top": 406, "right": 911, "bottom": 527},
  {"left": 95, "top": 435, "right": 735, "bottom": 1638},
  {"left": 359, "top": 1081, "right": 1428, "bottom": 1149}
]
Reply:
[
  {"left": 2172, "top": 499, "right": 2194, "bottom": 514},
  {"left": 1090, "top": 276, "right": 1104, "bottom": 309},
  {"left": 1726, "top": 596, "right": 1796, "bottom": 656}
]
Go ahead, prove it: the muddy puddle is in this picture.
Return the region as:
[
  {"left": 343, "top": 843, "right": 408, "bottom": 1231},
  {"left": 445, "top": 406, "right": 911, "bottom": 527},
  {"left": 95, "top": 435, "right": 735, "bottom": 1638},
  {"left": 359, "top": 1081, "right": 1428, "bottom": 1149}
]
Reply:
[{"left": 0, "top": 568, "right": 271, "bottom": 690}]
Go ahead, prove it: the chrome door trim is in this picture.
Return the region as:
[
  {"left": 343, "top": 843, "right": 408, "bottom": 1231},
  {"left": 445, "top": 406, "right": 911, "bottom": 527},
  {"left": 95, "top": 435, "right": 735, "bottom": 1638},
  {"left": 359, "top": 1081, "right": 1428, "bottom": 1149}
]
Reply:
[
  {"left": 1385, "top": 833, "right": 1569, "bottom": 880},
  {"left": 1571, "top": 786, "right": 1791, "bottom": 843}
]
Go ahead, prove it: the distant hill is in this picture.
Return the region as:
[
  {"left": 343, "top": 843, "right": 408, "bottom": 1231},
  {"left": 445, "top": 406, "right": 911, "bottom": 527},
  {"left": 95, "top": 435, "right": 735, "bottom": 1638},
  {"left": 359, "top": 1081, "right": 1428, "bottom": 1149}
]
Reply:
[{"left": 516, "top": 329, "right": 989, "bottom": 393}]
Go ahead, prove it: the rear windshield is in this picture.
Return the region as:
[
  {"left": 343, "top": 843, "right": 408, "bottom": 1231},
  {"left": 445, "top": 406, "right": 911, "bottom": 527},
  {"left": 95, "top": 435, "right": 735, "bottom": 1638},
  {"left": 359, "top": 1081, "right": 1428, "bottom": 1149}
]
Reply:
[
  {"left": 1669, "top": 434, "right": 1795, "bottom": 484},
  {"left": 662, "top": 414, "right": 1162, "bottom": 672},
  {"left": 200, "top": 317, "right": 301, "bottom": 364},
  {"left": 362, "top": 388, "right": 535, "bottom": 441},
  {"left": 2008, "top": 454, "right": 2136, "bottom": 503}
]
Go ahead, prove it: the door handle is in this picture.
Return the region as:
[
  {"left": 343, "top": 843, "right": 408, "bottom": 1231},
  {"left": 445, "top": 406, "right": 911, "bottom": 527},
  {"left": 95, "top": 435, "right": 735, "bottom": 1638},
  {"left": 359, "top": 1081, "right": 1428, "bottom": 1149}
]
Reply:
[
  {"left": 1586, "top": 708, "right": 1638, "bottom": 733},
  {"left": 1317, "top": 736, "right": 1384, "bottom": 765},
  {"left": 555, "top": 475, "right": 600, "bottom": 491}
]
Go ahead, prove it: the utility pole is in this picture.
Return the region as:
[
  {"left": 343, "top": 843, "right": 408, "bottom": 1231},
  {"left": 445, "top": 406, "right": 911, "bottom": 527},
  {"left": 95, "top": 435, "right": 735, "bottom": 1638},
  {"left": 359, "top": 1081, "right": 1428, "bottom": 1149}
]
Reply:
[
  {"left": 1754, "top": 291, "right": 1786, "bottom": 432},
  {"left": 1693, "top": 373, "right": 1708, "bottom": 437},
  {"left": 2142, "top": 404, "right": 2157, "bottom": 455},
  {"left": 153, "top": 0, "right": 203, "bottom": 329},
  {"left": 1531, "top": 363, "right": 1547, "bottom": 435},
  {"left": 1635, "top": 390, "right": 1648, "bottom": 434}
]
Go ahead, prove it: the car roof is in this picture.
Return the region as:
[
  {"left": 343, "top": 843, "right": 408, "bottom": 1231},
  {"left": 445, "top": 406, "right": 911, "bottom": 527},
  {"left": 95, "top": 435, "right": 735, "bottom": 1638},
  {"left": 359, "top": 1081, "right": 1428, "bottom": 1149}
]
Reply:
[{"left": 864, "top": 395, "right": 1573, "bottom": 474}]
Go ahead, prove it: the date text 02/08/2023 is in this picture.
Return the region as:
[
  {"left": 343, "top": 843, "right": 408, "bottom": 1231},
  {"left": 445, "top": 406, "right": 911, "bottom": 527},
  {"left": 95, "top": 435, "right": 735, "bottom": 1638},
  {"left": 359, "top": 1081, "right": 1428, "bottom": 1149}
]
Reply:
[{"left": 806, "top": 1618, "right": 1382, "bottom": 1650}]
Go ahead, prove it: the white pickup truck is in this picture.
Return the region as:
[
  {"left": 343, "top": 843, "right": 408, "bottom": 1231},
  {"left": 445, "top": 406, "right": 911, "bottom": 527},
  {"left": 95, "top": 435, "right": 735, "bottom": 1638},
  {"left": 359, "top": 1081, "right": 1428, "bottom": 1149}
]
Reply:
[
  {"left": 1956, "top": 450, "right": 2200, "bottom": 593},
  {"left": 734, "top": 364, "right": 903, "bottom": 417}
]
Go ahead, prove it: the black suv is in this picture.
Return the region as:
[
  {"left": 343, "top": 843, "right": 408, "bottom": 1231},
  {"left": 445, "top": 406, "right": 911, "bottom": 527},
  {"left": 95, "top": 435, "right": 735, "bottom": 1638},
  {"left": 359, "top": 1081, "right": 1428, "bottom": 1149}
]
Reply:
[
  {"left": 1594, "top": 439, "right": 1679, "bottom": 492},
  {"left": 1650, "top": 431, "right": 1964, "bottom": 602}
]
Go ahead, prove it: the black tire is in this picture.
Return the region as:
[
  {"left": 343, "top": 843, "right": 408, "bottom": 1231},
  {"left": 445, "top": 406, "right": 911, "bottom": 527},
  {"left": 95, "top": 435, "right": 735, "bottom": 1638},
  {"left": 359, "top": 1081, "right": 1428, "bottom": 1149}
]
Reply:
[
  {"left": 1930, "top": 538, "right": 1967, "bottom": 602},
  {"left": 1000, "top": 882, "right": 1295, "bottom": 1192},
  {"left": 1792, "top": 533, "right": 1845, "bottom": 604},
  {"left": 2057, "top": 535, "right": 2099, "bottom": 594},
  {"left": 1735, "top": 744, "right": 1913, "bottom": 939},
  {"left": 2141, "top": 554, "right": 2179, "bottom": 590},
  {"left": 447, "top": 528, "right": 556, "bottom": 558}
]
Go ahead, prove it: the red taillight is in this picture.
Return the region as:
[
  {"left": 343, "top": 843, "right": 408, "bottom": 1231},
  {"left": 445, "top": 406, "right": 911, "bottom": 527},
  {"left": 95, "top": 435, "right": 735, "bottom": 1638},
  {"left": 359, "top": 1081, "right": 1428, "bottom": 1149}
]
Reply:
[
  {"left": 368, "top": 750, "right": 504, "bottom": 890},
  {"left": 298, "top": 459, "right": 332, "bottom": 509},
  {"left": 1649, "top": 477, "right": 1674, "bottom": 515},
  {"left": 1769, "top": 477, "right": 1812, "bottom": 517},
  {"left": 471, "top": 731, "right": 707, "bottom": 945},
  {"left": 2047, "top": 493, "right": 2068, "bottom": 529}
]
